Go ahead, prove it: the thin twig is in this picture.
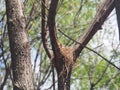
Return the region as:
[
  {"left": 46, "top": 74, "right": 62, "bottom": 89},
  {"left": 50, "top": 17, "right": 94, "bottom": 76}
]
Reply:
[{"left": 58, "top": 29, "right": 120, "bottom": 70}]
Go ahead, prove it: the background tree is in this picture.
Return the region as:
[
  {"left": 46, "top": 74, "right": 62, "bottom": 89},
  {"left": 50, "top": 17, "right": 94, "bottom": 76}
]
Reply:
[{"left": 5, "top": 0, "right": 34, "bottom": 90}]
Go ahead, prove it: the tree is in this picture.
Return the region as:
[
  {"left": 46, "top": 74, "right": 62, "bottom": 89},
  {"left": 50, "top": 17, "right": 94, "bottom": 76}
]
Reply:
[
  {"left": 42, "top": 0, "right": 115, "bottom": 90},
  {"left": 5, "top": 0, "right": 34, "bottom": 90},
  {"left": 0, "top": 0, "right": 120, "bottom": 90}
]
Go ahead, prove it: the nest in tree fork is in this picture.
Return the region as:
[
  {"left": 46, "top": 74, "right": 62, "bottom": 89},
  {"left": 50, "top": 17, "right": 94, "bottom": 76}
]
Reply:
[
  {"left": 60, "top": 45, "right": 74, "bottom": 67},
  {"left": 52, "top": 44, "right": 75, "bottom": 76}
]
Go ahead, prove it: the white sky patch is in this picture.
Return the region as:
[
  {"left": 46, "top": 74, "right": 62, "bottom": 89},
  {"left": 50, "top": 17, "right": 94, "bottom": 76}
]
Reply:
[
  {"left": 89, "top": 9, "right": 120, "bottom": 67},
  {"left": 31, "top": 48, "right": 40, "bottom": 73}
]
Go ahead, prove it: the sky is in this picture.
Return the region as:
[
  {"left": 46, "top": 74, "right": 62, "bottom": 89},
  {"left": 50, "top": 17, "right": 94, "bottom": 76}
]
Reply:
[{"left": 0, "top": 1, "right": 120, "bottom": 89}]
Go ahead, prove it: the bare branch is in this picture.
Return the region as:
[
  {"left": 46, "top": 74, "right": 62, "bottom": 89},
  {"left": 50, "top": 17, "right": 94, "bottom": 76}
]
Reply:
[
  {"left": 58, "top": 29, "right": 120, "bottom": 70},
  {"left": 0, "top": 67, "right": 9, "bottom": 90},
  {"left": 48, "top": 0, "right": 60, "bottom": 56},
  {"left": 26, "top": 1, "right": 41, "bottom": 30},
  {"left": 0, "top": 20, "right": 9, "bottom": 90},
  {"left": 33, "top": 42, "right": 41, "bottom": 73},
  {"left": 37, "top": 65, "right": 51, "bottom": 89},
  {"left": 41, "top": 0, "right": 52, "bottom": 58},
  {"left": 73, "top": 0, "right": 87, "bottom": 28},
  {"left": 52, "top": 65, "right": 55, "bottom": 90},
  {"left": 73, "top": 0, "right": 115, "bottom": 60}
]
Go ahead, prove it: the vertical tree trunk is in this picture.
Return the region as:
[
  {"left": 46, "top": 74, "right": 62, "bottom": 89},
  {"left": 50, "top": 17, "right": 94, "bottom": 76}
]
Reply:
[
  {"left": 5, "top": 0, "right": 34, "bottom": 90},
  {"left": 90, "top": 84, "right": 94, "bottom": 90},
  {"left": 57, "top": 68, "right": 71, "bottom": 90},
  {"left": 53, "top": 46, "right": 73, "bottom": 90}
]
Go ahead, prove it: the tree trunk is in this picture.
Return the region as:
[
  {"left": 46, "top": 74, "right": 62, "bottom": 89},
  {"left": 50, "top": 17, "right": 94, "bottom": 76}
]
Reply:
[
  {"left": 54, "top": 58, "right": 72, "bottom": 90},
  {"left": 57, "top": 68, "right": 71, "bottom": 90},
  {"left": 5, "top": 0, "right": 34, "bottom": 90},
  {"left": 53, "top": 46, "right": 74, "bottom": 90},
  {"left": 90, "top": 84, "right": 94, "bottom": 90}
]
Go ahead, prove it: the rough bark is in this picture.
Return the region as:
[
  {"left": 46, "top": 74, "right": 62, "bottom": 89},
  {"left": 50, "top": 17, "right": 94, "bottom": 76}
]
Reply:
[
  {"left": 5, "top": 0, "right": 34, "bottom": 90},
  {"left": 57, "top": 68, "right": 71, "bottom": 90},
  {"left": 53, "top": 46, "right": 73, "bottom": 90}
]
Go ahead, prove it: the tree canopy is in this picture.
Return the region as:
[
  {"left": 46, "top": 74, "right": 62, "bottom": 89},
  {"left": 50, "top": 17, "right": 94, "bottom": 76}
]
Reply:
[{"left": 0, "top": 0, "right": 120, "bottom": 90}]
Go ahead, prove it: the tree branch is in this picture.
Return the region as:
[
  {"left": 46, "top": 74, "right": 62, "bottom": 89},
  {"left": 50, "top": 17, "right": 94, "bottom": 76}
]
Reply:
[
  {"left": 41, "top": 0, "right": 52, "bottom": 58},
  {"left": 115, "top": 0, "right": 120, "bottom": 40},
  {"left": 73, "top": 0, "right": 115, "bottom": 60},
  {"left": 58, "top": 29, "right": 120, "bottom": 70},
  {"left": 48, "top": 0, "right": 60, "bottom": 56}
]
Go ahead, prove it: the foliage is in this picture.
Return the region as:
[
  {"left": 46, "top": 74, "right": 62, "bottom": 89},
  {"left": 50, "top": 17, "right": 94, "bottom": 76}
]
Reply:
[{"left": 0, "top": 0, "right": 120, "bottom": 90}]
